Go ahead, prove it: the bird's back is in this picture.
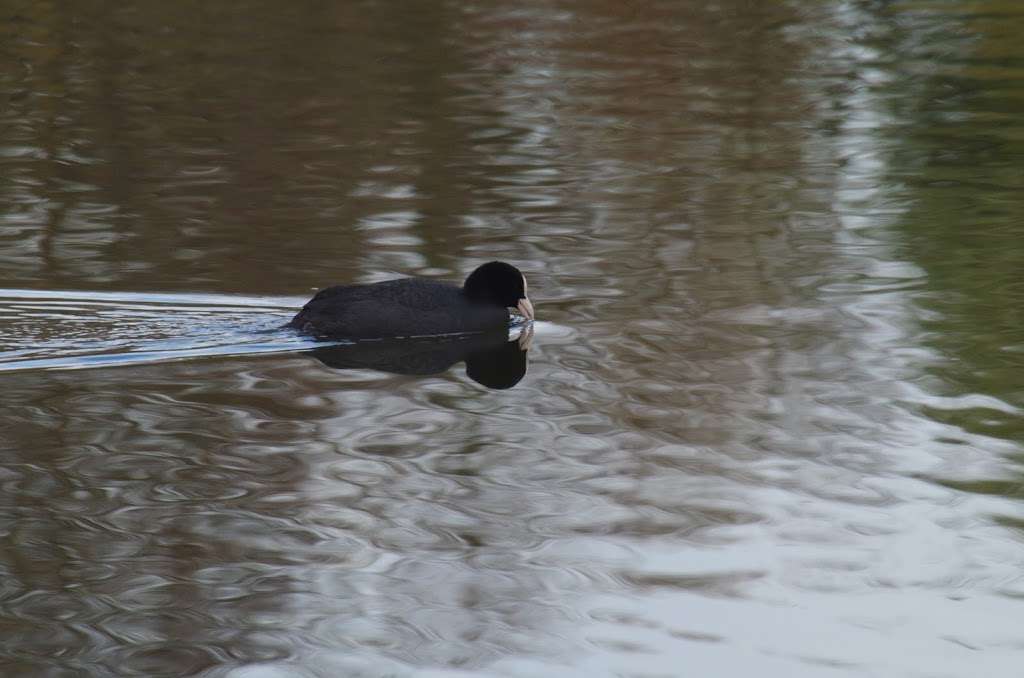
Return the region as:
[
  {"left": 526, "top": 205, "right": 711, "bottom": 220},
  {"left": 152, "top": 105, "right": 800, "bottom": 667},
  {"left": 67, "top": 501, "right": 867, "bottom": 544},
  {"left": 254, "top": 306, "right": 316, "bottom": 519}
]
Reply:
[{"left": 289, "top": 278, "right": 508, "bottom": 339}]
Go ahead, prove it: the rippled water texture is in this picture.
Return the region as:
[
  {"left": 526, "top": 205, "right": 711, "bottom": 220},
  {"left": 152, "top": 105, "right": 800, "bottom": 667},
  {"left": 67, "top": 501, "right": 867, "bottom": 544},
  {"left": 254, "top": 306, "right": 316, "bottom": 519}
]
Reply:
[{"left": 3, "top": 1, "right": 1024, "bottom": 676}]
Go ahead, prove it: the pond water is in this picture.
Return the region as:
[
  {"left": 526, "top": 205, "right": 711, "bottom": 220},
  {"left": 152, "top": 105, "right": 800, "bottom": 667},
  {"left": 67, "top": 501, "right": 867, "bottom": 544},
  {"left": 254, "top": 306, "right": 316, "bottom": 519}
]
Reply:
[{"left": 2, "top": 1, "right": 1024, "bottom": 676}]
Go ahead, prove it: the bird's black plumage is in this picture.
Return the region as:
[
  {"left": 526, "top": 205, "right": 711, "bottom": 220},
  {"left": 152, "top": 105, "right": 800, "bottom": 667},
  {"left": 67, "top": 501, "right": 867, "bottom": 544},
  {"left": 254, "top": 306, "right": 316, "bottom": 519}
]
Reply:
[{"left": 288, "top": 262, "right": 531, "bottom": 340}]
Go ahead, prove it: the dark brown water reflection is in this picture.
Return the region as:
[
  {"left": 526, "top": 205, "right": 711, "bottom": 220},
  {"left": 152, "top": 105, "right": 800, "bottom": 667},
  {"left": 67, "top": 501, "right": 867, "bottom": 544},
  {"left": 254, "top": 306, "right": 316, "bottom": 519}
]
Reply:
[{"left": 3, "top": 1, "right": 1024, "bottom": 676}]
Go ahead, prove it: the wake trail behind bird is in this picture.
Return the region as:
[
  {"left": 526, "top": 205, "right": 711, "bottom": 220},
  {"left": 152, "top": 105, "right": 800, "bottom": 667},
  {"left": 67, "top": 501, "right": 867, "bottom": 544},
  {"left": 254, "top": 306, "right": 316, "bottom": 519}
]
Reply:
[{"left": 0, "top": 288, "right": 322, "bottom": 372}]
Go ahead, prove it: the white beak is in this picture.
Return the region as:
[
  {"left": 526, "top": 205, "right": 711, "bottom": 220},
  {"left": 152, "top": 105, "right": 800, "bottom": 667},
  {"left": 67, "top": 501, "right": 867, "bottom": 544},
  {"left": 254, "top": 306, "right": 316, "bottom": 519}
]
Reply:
[{"left": 516, "top": 297, "right": 534, "bottom": 321}]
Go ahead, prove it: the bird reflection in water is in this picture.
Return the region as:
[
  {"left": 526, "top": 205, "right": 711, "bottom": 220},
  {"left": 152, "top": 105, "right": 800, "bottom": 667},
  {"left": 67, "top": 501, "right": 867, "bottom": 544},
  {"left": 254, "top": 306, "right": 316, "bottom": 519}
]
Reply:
[{"left": 308, "top": 323, "right": 533, "bottom": 389}]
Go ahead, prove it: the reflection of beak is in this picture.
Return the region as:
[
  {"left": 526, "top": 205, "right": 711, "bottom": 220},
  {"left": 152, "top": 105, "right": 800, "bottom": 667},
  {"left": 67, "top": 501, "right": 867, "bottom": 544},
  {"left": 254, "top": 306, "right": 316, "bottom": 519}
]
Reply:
[
  {"left": 518, "top": 322, "right": 534, "bottom": 351},
  {"left": 516, "top": 297, "right": 534, "bottom": 321}
]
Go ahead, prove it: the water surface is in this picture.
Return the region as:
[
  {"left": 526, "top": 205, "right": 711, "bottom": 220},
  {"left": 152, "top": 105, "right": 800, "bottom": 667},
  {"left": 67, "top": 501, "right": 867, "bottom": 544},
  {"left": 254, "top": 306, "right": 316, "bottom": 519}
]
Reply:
[{"left": 2, "top": 1, "right": 1024, "bottom": 677}]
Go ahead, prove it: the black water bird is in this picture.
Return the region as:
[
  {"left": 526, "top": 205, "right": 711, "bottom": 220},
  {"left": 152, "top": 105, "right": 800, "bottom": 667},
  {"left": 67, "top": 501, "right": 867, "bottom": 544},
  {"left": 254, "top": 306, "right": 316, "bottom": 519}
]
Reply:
[{"left": 289, "top": 261, "right": 533, "bottom": 340}]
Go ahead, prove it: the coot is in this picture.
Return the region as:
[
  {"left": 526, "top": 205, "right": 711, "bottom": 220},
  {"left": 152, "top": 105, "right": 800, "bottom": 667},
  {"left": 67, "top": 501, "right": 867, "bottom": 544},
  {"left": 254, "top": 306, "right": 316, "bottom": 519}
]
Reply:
[{"left": 289, "top": 261, "right": 534, "bottom": 340}]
